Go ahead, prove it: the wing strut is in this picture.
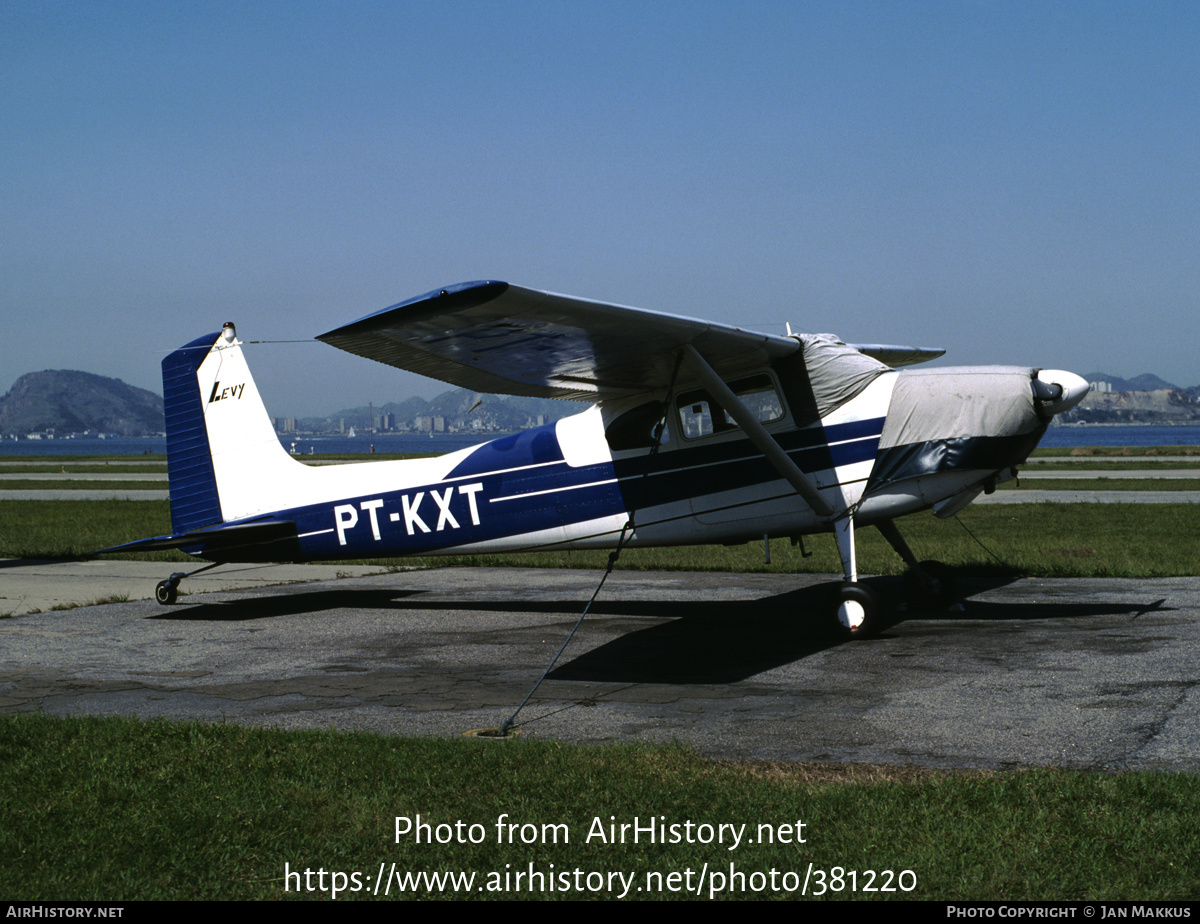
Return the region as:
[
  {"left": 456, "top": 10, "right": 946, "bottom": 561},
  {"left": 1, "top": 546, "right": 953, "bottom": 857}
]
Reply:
[{"left": 681, "top": 345, "right": 835, "bottom": 518}]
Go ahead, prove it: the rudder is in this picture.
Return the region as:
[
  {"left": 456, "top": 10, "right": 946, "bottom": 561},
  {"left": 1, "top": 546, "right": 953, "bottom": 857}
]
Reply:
[{"left": 162, "top": 332, "right": 223, "bottom": 534}]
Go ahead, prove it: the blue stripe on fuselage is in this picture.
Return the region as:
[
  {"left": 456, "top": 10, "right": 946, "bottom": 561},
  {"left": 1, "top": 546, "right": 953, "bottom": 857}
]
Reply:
[
  {"left": 613, "top": 417, "right": 883, "bottom": 510},
  {"left": 276, "top": 453, "right": 623, "bottom": 559},
  {"left": 239, "top": 416, "right": 884, "bottom": 559}
]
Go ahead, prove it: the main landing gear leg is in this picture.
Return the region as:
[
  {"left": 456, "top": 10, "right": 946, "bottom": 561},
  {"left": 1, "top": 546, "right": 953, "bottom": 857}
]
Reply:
[
  {"left": 833, "top": 514, "right": 879, "bottom": 638},
  {"left": 155, "top": 562, "right": 221, "bottom": 605},
  {"left": 874, "top": 518, "right": 957, "bottom": 612}
]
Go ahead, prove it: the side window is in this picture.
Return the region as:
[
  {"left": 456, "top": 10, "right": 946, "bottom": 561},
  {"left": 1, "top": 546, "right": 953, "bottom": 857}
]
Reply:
[
  {"left": 675, "top": 374, "right": 784, "bottom": 440},
  {"left": 677, "top": 394, "right": 726, "bottom": 439},
  {"left": 605, "top": 401, "right": 670, "bottom": 451},
  {"left": 736, "top": 375, "right": 784, "bottom": 423}
]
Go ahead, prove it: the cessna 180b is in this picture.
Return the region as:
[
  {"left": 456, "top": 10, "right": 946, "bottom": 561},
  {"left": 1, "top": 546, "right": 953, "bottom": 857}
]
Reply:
[{"left": 104, "top": 281, "right": 1089, "bottom": 636}]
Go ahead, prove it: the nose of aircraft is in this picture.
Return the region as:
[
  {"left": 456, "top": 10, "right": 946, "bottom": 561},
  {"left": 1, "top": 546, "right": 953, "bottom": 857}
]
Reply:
[{"left": 1033, "top": 369, "right": 1090, "bottom": 417}]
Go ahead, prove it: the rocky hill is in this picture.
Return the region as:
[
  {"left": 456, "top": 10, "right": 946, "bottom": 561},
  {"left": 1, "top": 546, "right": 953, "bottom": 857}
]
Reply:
[
  {"left": 1062, "top": 371, "right": 1200, "bottom": 424},
  {"left": 1064, "top": 387, "right": 1200, "bottom": 425},
  {"left": 0, "top": 370, "right": 164, "bottom": 436}
]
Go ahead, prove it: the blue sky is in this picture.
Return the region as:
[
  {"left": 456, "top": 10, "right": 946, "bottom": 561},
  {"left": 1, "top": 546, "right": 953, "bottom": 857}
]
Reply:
[{"left": 3, "top": 1, "right": 1197, "bottom": 415}]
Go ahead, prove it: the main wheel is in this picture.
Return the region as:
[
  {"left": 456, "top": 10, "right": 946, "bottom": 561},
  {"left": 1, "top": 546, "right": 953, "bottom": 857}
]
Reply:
[
  {"left": 835, "top": 582, "right": 879, "bottom": 639},
  {"left": 155, "top": 580, "right": 178, "bottom": 606},
  {"left": 903, "top": 559, "right": 957, "bottom": 611}
]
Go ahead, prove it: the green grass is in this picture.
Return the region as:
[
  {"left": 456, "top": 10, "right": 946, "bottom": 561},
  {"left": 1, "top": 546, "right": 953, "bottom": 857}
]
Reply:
[
  {"left": 0, "top": 479, "right": 166, "bottom": 490},
  {"left": 2, "top": 714, "right": 1198, "bottom": 901},
  {"left": 0, "top": 464, "right": 167, "bottom": 473},
  {"left": 3, "top": 499, "right": 1200, "bottom": 577},
  {"left": 0, "top": 500, "right": 192, "bottom": 561},
  {"left": 0, "top": 454, "right": 167, "bottom": 463}
]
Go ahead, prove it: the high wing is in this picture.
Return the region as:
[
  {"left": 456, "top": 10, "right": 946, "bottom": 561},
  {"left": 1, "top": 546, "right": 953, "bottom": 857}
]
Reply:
[{"left": 316, "top": 281, "right": 803, "bottom": 401}]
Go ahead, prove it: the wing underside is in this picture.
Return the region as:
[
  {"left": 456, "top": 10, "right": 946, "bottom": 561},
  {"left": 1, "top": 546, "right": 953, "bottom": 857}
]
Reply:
[{"left": 317, "top": 281, "right": 802, "bottom": 401}]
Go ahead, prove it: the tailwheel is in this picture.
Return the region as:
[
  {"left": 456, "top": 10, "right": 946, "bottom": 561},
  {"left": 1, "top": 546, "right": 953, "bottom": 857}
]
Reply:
[
  {"left": 836, "top": 582, "right": 880, "bottom": 639},
  {"left": 154, "top": 571, "right": 186, "bottom": 606},
  {"left": 155, "top": 580, "right": 178, "bottom": 606},
  {"left": 903, "top": 559, "right": 958, "bottom": 611}
]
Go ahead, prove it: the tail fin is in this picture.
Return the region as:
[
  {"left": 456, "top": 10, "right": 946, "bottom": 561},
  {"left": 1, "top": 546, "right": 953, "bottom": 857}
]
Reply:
[{"left": 162, "top": 324, "right": 309, "bottom": 532}]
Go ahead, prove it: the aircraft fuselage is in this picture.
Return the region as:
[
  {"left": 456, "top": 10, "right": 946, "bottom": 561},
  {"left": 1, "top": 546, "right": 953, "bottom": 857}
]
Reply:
[{"left": 190, "top": 360, "right": 1052, "bottom": 564}]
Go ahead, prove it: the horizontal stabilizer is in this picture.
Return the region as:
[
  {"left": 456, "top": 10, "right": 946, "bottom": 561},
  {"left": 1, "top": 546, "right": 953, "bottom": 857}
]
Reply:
[{"left": 97, "top": 519, "right": 301, "bottom": 563}]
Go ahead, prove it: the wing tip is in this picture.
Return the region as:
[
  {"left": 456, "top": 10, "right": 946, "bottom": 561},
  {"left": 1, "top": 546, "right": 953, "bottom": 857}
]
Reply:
[
  {"left": 849, "top": 344, "right": 946, "bottom": 367},
  {"left": 317, "top": 280, "right": 510, "bottom": 342}
]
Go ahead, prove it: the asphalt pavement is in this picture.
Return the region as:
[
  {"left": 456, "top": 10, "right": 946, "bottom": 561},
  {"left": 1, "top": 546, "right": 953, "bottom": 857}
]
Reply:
[{"left": 3, "top": 564, "right": 1197, "bottom": 771}]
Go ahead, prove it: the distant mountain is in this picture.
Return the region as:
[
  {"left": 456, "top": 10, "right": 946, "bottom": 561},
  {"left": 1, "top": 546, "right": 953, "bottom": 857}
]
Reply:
[
  {"left": 0, "top": 370, "right": 164, "bottom": 436},
  {"left": 1082, "top": 372, "right": 1181, "bottom": 392}
]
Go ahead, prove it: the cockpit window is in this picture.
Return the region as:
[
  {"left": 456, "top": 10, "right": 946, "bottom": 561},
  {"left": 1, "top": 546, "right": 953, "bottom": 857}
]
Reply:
[{"left": 675, "top": 374, "right": 784, "bottom": 439}]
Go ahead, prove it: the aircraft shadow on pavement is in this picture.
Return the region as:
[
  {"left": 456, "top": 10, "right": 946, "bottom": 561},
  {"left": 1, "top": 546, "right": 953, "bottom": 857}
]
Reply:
[
  {"left": 0, "top": 558, "right": 57, "bottom": 569},
  {"left": 909, "top": 576, "right": 1173, "bottom": 624},
  {"left": 146, "top": 588, "right": 429, "bottom": 621},
  {"left": 144, "top": 574, "right": 1173, "bottom": 683},
  {"left": 555, "top": 574, "right": 1175, "bottom": 684},
  {"left": 945, "top": 596, "right": 1172, "bottom": 624},
  {"left": 550, "top": 583, "right": 848, "bottom": 683}
]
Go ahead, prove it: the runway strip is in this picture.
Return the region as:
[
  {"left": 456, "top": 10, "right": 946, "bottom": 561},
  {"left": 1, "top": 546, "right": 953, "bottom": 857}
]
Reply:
[
  {"left": 3, "top": 565, "right": 1196, "bottom": 770},
  {"left": 976, "top": 490, "right": 1200, "bottom": 503}
]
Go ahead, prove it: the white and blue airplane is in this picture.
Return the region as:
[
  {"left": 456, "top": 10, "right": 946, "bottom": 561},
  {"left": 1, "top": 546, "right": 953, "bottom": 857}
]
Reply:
[{"left": 104, "top": 281, "right": 1089, "bottom": 636}]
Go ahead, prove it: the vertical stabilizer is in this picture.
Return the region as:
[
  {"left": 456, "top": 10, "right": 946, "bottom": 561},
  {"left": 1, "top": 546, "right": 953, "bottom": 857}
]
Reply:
[{"left": 161, "top": 325, "right": 311, "bottom": 532}]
